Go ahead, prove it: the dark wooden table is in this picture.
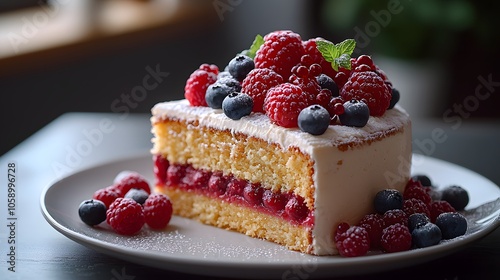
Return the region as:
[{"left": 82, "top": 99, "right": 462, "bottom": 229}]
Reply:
[{"left": 1, "top": 112, "right": 499, "bottom": 280}]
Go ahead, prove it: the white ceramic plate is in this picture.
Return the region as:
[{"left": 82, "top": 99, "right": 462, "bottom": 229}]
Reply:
[{"left": 40, "top": 154, "right": 500, "bottom": 279}]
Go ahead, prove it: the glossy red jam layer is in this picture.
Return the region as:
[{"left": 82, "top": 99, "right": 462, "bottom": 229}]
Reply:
[{"left": 153, "top": 155, "right": 314, "bottom": 227}]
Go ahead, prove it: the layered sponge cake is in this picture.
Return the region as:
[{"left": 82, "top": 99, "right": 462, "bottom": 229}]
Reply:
[{"left": 150, "top": 31, "right": 412, "bottom": 255}]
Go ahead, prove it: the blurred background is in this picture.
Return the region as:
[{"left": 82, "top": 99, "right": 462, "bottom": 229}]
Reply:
[{"left": 1, "top": 0, "right": 499, "bottom": 156}]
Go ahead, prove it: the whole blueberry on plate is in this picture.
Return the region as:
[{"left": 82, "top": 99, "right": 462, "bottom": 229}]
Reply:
[{"left": 78, "top": 199, "right": 106, "bottom": 226}]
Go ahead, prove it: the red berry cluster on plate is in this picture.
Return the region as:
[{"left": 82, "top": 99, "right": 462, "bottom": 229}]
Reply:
[
  {"left": 78, "top": 171, "right": 173, "bottom": 235},
  {"left": 184, "top": 30, "right": 401, "bottom": 135},
  {"left": 335, "top": 174, "right": 470, "bottom": 257}
]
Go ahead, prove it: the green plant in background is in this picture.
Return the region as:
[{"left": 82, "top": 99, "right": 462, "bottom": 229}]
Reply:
[{"left": 320, "top": 0, "right": 477, "bottom": 60}]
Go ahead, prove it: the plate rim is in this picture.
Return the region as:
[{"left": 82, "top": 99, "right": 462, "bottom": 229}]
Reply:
[{"left": 39, "top": 153, "right": 500, "bottom": 278}]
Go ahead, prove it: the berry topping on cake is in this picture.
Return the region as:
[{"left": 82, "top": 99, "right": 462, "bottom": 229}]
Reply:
[
  {"left": 185, "top": 64, "right": 219, "bottom": 106},
  {"left": 206, "top": 83, "right": 233, "bottom": 109},
  {"left": 316, "top": 73, "right": 339, "bottom": 96},
  {"left": 297, "top": 105, "right": 330, "bottom": 135},
  {"left": 335, "top": 224, "right": 371, "bottom": 257},
  {"left": 264, "top": 83, "right": 312, "bottom": 128},
  {"left": 440, "top": 185, "right": 469, "bottom": 211},
  {"left": 411, "top": 222, "right": 442, "bottom": 248},
  {"left": 227, "top": 55, "right": 255, "bottom": 82},
  {"left": 302, "top": 38, "right": 338, "bottom": 79},
  {"left": 435, "top": 212, "right": 467, "bottom": 240},
  {"left": 340, "top": 71, "right": 391, "bottom": 116},
  {"left": 254, "top": 30, "right": 304, "bottom": 80},
  {"left": 241, "top": 68, "right": 283, "bottom": 113},
  {"left": 338, "top": 99, "right": 370, "bottom": 127},
  {"left": 374, "top": 189, "right": 404, "bottom": 214},
  {"left": 380, "top": 223, "right": 412, "bottom": 253},
  {"left": 78, "top": 199, "right": 107, "bottom": 226},
  {"left": 106, "top": 198, "right": 145, "bottom": 235},
  {"left": 222, "top": 92, "right": 254, "bottom": 120},
  {"left": 143, "top": 193, "right": 173, "bottom": 230}
]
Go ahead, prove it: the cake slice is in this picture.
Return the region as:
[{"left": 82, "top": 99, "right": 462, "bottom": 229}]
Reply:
[
  {"left": 150, "top": 30, "right": 412, "bottom": 255},
  {"left": 151, "top": 100, "right": 411, "bottom": 255}
]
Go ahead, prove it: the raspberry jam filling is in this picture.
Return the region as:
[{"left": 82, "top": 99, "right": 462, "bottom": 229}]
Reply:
[{"left": 153, "top": 155, "right": 314, "bottom": 226}]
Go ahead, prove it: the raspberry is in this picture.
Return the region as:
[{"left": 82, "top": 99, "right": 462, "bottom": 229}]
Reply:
[
  {"left": 404, "top": 180, "right": 433, "bottom": 208},
  {"left": 382, "top": 209, "right": 408, "bottom": 227},
  {"left": 226, "top": 178, "right": 246, "bottom": 197},
  {"left": 143, "top": 194, "right": 173, "bottom": 230},
  {"left": 264, "top": 83, "right": 312, "bottom": 128},
  {"left": 335, "top": 225, "right": 371, "bottom": 257},
  {"left": 352, "top": 55, "right": 375, "bottom": 70},
  {"left": 403, "top": 198, "right": 431, "bottom": 218},
  {"left": 290, "top": 72, "right": 321, "bottom": 97},
  {"left": 255, "top": 30, "right": 304, "bottom": 80},
  {"left": 93, "top": 187, "right": 121, "bottom": 208},
  {"left": 358, "top": 213, "right": 384, "bottom": 249},
  {"left": 184, "top": 64, "right": 218, "bottom": 106},
  {"left": 114, "top": 173, "right": 151, "bottom": 196},
  {"left": 380, "top": 223, "right": 412, "bottom": 253},
  {"left": 241, "top": 68, "right": 284, "bottom": 113},
  {"left": 340, "top": 71, "right": 391, "bottom": 116},
  {"left": 430, "top": 201, "right": 456, "bottom": 222},
  {"left": 106, "top": 198, "right": 145, "bottom": 235},
  {"left": 302, "top": 38, "right": 337, "bottom": 79}
]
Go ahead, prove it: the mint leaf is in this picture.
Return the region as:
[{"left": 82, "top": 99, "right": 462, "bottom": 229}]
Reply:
[
  {"left": 246, "top": 34, "right": 264, "bottom": 59},
  {"left": 334, "top": 54, "right": 352, "bottom": 70},
  {"left": 316, "top": 40, "right": 339, "bottom": 64},
  {"left": 316, "top": 39, "right": 357, "bottom": 71},
  {"left": 337, "top": 39, "right": 356, "bottom": 56}
]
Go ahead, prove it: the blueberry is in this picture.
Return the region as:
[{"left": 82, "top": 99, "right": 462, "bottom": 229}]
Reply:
[
  {"left": 435, "top": 212, "right": 468, "bottom": 239},
  {"left": 206, "top": 83, "right": 232, "bottom": 109},
  {"left": 316, "top": 74, "right": 339, "bottom": 96},
  {"left": 374, "top": 189, "right": 403, "bottom": 214},
  {"left": 297, "top": 105, "right": 330, "bottom": 135},
  {"left": 217, "top": 76, "right": 242, "bottom": 92},
  {"left": 408, "top": 213, "right": 431, "bottom": 233},
  {"left": 222, "top": 92, "right": 253, "bottom": 120},
  {"left": 339, "top": 100, "right": 370, "bottom": 127},
  {"left": 411, "top": 222, "right": 442, "bottom": 248},
  {"left": 124, "top": 188, "right": 149, "bottom": 205},
  {"left": 441, "top": 185, "right": 469, "bottom": 211},
  {"left": 78, "top": 199, "right": 107, "bottom": 226},
  {"left": 388, "top": 88, "right": 400, "bottom": 109},
  {"left": 227, "top": 55, "right": 254, "bottom": 82},
  {"left": 217, "top": 71, "right": 232, "bottom": 80},
  {"left": 411, "top": 174, "right": 432, "bottom": 187}
]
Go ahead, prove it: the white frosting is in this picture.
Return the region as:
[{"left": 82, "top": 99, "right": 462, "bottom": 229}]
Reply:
[{"left": 152, "top": 99, "right": 412, "bottom": 255}]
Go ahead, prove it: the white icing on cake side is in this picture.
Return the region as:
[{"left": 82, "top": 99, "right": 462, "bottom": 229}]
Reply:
[{"left": 152, "top": 99, "right": 412, "bottom": 255}]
